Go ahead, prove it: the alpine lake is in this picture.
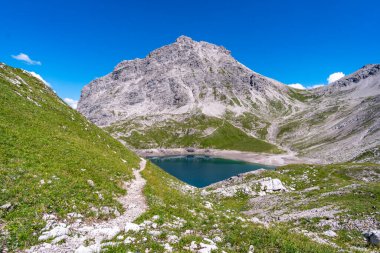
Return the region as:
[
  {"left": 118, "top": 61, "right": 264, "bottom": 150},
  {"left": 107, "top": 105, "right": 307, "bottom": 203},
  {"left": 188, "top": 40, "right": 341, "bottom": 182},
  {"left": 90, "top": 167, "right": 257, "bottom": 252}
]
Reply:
[{"left": 148, "top": 155, "right": 275, "bottom": 188}]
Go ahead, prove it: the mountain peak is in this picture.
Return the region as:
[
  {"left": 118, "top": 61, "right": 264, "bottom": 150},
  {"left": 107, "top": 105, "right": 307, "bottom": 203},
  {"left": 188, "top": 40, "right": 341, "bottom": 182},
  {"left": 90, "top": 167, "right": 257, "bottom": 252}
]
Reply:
[
  {"left": 332, "top": 63, "right": 380, "bottom": 87},
  {"left": 78, "top": 37, "right": 294, "bottom": 127},
  {"left": 362, "top": 63, "right": 380, "bottom": 68},
  {"left": 360, "top": 63, "right": 380, "bottom": 73},
  {"left": 175, "top": 35, "right": 194, "bottom": 44}
]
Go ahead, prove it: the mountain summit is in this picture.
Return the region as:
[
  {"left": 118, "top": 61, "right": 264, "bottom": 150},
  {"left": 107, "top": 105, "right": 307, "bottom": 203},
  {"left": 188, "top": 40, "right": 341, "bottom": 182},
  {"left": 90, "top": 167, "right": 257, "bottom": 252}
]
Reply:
[
  {"left": 78, "top": 37, "right": 380, "bottom": 163},
  {"left": 78, "top": 36, "right": 297, "bottom": 126}
]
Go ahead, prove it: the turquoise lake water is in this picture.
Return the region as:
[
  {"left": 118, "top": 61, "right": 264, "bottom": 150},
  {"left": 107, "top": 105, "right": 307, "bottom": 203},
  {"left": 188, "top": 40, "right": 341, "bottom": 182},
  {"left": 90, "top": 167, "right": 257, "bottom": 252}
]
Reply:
[{"left": 148, "top": 155, "right": 275, "bottom": 187}]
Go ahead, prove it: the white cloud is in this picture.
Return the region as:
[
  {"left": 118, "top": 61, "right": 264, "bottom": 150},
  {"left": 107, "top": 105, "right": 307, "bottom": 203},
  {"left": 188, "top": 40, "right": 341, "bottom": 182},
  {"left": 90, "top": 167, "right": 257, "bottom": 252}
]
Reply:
[
  {"left": 12, "top": 53, "right": 41, "bottom": 65},
  {"left": 64, "top": 98, "right": 78, "bottom": 109},
  {"left": 287, "top": 71, "right": 346, "bottom": 90},
  {"left": 308, "top": 84, "right": 325, "bottom": 89},
  {"left": 27, "top": 71, "right": 51, "bottom": 87},
  {"left": 327, "top": 72, "right": 345, "bottom": 84},
  {"left": 288, "top": 83, "right": 306, "bottom": 90}
]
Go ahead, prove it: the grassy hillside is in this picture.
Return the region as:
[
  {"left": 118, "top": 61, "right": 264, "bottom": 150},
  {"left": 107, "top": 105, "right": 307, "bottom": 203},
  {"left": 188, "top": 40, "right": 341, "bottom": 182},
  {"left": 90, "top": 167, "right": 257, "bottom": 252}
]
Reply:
[
  {"left": 104, "top": 162, "right": 335, "bottom": 252},
  {"left": 206, "top": 163, "right": 380, "bottom": 251},
  {"left": 0, "top": 64, "right": 140, "bottom": 249},
  {"left": 107, "top": 114, "right": 283, "bottom": 154}
]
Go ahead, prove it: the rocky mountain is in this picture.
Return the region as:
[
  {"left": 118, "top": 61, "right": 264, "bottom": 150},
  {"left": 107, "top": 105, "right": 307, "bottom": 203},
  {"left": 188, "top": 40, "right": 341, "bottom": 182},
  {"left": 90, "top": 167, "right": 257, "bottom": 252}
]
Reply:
[
  {"left": 78, "top": 36, "right": 380, "bottom": 163},
  {"left": 276, "top": 64, "right": 380, "bottom": 163},
  {"left": 78, "top": 36, "right": 300, "bottom": 126}
]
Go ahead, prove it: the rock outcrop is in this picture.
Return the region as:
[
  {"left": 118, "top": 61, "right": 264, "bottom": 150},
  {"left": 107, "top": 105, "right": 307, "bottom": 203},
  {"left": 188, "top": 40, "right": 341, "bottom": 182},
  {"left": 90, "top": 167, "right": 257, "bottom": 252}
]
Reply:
[
  {"left": 78, "top": 36, "right": 298, "bottom": 127},
  {"left": 277, "top": 64, "right": 380, "bottom": 163},
  {"left": 363, "top": 230, "right": 380, "bottom": 246}
]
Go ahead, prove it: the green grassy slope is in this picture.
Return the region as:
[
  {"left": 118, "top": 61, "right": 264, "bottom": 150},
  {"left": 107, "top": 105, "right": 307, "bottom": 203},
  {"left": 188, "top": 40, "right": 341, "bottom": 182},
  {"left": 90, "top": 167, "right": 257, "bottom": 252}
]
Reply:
[
  {"left": 107, "top": 114, "right": 283, "bottom": 153},
  {"left": 207, "top": 163, "right": 380, "bottom": 251},
  {"left": 104, "top": 162, "right": 335, "bottom": 252},
  {"left": 0, "top": 64, "right": 140, "bottom": 249}
]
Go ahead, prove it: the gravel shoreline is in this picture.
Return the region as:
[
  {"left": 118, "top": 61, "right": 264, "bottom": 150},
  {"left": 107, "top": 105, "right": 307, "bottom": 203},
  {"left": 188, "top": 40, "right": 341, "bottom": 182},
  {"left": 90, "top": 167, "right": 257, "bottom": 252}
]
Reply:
[{"left": 135, "top": 148, "right": 322, "bottom": 166}]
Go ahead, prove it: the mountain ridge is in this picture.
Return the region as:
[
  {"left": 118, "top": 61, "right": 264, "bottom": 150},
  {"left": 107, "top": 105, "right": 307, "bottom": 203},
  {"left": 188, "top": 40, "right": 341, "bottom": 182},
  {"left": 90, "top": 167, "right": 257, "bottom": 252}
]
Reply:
[
  {"left": 78, "top": 35, "right": 299, "bottom": 126},
  {"left": 78, "top": 36, "right": 380, "bottom": 163}
]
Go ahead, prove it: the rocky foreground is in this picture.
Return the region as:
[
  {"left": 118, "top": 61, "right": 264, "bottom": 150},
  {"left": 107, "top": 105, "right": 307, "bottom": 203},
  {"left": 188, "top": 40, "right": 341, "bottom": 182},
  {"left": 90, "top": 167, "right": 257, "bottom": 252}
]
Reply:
[
  {"left": 26, "top": 159, "right": 147, "bottom": 253},
  {"left": 204, "top": 163, "right": 380, "bottom": 251},
  {"left": 15, "top": 162, "right": 379, "bottom": 253}
]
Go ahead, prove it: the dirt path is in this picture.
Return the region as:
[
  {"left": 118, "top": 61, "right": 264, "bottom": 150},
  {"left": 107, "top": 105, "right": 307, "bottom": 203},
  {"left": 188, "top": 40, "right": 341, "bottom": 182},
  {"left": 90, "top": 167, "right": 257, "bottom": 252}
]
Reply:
[{"left": 27, "top": 158, "right": 148, "bottom": 253}]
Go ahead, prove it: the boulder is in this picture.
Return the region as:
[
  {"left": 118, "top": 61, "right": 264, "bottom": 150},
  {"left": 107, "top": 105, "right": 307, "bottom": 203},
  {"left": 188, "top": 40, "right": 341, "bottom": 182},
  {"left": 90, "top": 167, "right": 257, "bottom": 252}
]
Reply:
[
  {"left": 203, "top": 201, "right": 213, "bottom": 209},
  {"left": 75, "top": 245, "right": 100, "bottom": 253},
  {"left": 89, "top": 226, "right": 121, "bottom": 240},
  {"left": 87, "top": 180, "right": 95, "bottom": 187},
  {"left": 38, "top": 224, "right": 70, "bottom": 241},
  {"left": 363, "top": 230, "right": 380, "bottom": 246},
  {"left": 75, "top": 245, "right": 91, "bottom": 253},
  {"left": 164, "top": 242, "right": 173, "bottom": 252},
  {"left": 259, "top": 178, "right": 286, "bottom": 192},
  {"left": 186, "top": 147, "right": 195, "bottom": 152},
  {"left": 323, "top": 230, "right": 337, "bottom": 237},
  {"left": 0, "top": 202, "right": 12, "bottom": 211},
  {"left": 124, "top": 222, "right": 140, "bottom": 232},
  {"left": 198, "top": 242, "right": 218, "bottom": 253},
  {"left": 167, "top": 235, "right": 179, "bottom": 243}
]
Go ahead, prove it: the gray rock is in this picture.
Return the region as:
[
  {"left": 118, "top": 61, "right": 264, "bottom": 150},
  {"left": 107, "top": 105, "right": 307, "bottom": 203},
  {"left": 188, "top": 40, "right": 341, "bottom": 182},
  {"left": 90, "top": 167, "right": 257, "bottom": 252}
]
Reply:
[
  {"left": 0, "top": 202, "right": 12, "bottom": 210},
  {"left": 277, "top": 64, "right": 380, "bottom": 163},
  {"left": 87, "top": 180, "right": 95, "bottom": 187},
  {"left": 323, "top": 230, "right": 337, "bottom": 237},
  {"left": 260, "top": 178, "right": 286, "bottom": 192},
  {"left": 363, "top": 230, "right": 380, "bottom": 246},
  {"left": 186, "top": 147, "right": 195, "bottom": 152}
]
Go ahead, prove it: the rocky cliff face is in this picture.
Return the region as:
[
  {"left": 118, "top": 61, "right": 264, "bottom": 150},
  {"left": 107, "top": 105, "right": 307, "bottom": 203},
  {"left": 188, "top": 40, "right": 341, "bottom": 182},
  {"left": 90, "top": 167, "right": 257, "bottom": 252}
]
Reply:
[
  {"left": 277, "top": 64, "right": 380, "bottom": 163},
  {"left": 78, "top": 36, "right": 299, "bottom": 127},
  {"left": 78, "top": 36, "right": 380, "bottom": 163}
]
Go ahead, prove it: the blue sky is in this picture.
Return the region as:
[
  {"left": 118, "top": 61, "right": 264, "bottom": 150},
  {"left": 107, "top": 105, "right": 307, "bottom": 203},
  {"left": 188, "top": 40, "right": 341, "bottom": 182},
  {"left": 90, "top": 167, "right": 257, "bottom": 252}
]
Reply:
[{"left": 1, "top": 0, "right": 379, "bottom": 106}]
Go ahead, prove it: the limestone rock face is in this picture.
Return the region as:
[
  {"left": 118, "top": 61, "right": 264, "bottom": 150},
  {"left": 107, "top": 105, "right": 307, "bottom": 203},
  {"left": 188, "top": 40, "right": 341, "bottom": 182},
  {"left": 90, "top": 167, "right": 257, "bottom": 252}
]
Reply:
[
  {"left": 259, "top": 178, "right": 287, "bottom": 192},
  {"left": 317, "top": 64, "right": 380, "bottom": 94},
  {"left": 78, "top": 36, "right": 297, "bottom": 127},
  {"left": 363, "top": 230, "right": 380, "bottom": 246},
  {"left": 277, "top": 64, "right": 380, "bottom": 163}
]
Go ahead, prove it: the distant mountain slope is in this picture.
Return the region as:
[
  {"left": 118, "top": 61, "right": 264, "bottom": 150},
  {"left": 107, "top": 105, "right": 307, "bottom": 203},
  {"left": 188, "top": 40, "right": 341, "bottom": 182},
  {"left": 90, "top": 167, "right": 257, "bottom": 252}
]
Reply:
[
  {"left": 78, "top": 36, "right": 379, "bottom": 163},
  {"left": 106, "top": 114, "right": 282, "bottom": 153},
  {"left": 0, "top": 63, "right": 140, "bottom": 250},
  {"left": 277, "top": 64, "right": 380, "bottom": 163}
]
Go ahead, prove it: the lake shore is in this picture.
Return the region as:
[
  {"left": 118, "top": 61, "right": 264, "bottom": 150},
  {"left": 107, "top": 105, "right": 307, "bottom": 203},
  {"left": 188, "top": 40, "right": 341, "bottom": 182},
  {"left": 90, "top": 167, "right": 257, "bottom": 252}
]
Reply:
[{"left": 135, "top": 148, "right": 322, "bottom": 166}]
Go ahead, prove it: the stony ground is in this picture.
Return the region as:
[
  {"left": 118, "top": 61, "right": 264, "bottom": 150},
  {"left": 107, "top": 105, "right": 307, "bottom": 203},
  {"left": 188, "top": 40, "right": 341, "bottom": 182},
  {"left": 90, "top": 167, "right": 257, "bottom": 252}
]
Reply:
[
  {"left": 25, "top": 159, "right": 147, "bottom": 253},
  {"left": 136, "top": 148, "right": 318, "bottom": 166},
  {"left": 13, "top": 162, "right": 379, "bottom": 253},
  {"left": 99, "top": 162, "right": 336, "bottom": 253},
  {"left": 205, "top": 163, "right": 380, "bottom": 252}
]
